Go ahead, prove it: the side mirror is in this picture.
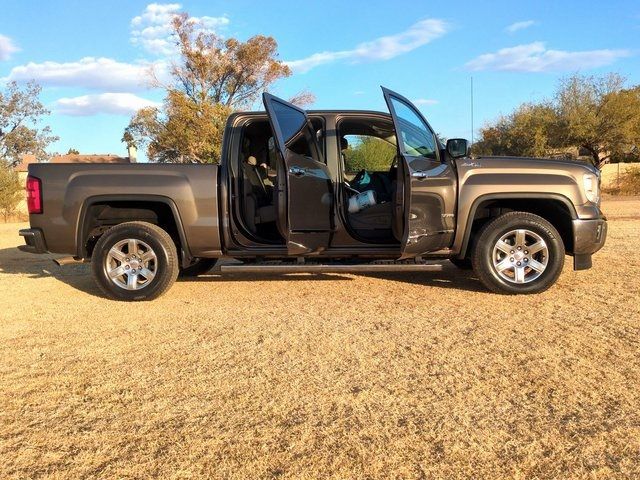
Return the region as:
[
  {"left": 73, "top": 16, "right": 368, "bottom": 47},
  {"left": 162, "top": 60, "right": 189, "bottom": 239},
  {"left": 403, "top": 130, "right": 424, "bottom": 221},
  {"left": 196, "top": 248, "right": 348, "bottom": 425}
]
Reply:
[{"left": 446, "top": 138, "right": 469, "bottom": 159}]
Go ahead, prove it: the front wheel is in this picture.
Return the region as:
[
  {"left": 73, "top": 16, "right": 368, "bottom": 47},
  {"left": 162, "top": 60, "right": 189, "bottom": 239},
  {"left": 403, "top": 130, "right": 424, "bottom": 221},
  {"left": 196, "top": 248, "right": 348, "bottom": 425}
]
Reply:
[
  {"left": 91, "top": 221, "right": 179, "bottom": 301},
  {"left": 471, "top": 212, "right": 565, "bottom": 294}
]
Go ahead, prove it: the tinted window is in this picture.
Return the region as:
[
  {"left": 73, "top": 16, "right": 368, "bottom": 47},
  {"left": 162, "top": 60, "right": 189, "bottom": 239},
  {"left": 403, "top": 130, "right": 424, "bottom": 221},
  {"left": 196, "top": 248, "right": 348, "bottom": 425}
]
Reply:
[
  {"left": 271, "top": 99, "right": 306, "bottom": 146},
  {"left": 390, "top": 97, "right": 437, "bottom": 158}
]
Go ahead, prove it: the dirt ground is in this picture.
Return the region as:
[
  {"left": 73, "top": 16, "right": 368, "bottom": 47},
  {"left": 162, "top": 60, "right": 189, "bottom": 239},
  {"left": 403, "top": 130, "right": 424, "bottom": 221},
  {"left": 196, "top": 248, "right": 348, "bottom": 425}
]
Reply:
[{"left": 1, "top": 198, "right": 639, "bottom": 479}]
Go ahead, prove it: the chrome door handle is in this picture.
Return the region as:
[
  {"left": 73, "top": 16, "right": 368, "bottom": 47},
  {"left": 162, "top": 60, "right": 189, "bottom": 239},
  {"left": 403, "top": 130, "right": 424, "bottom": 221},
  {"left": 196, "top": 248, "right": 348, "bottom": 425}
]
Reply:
[
  {"left": 289, "top": 166, "right": 306, "bottom": 176},
  {"left": 411, "top": 171, "right": 429, "bottom": 179}
]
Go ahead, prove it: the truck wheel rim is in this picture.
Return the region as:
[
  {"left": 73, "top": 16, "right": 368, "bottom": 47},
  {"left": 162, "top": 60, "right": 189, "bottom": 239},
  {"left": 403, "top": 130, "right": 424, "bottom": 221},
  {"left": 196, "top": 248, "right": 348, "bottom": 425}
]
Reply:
[
  {"left": 105, "top": 238, "right": 158, "bottom": 290},
  {"left": 491, "top": 229, "right": 548, "bottom": 284}
]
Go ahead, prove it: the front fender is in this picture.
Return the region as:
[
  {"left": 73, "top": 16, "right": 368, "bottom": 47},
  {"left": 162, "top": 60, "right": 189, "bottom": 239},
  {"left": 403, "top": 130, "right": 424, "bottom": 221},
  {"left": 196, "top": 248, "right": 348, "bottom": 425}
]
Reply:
[{"left": 453, "top": 156, "right": 593, "bottom": 256}]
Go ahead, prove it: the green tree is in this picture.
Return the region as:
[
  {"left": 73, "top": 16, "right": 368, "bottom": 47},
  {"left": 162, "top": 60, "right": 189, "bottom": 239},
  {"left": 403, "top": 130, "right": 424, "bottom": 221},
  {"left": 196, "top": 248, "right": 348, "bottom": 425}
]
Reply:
[
  {"left": 125, "top": 90, "right": 232, "bottom": 163},
  {"left": 67, "top": 148, "right": 80, "bottom": 155},
  {"left": 343, "top": 136, "right": 397, "bottom": 173},
  {"left": 124, "top": 12, "right": 294, "bottom": 163},
  {"left": 473, "top": 73, "right": 640, "bottom": 169},
  {"left": 555, "top": 75, "right": 640, "bottom": 168},
  {"left": 0, "top": 81, "right": 58, "bottom": 166},
  {"left": 0, "top": 161, "right": 23, "bottom": 221},
  {"left": 473, "top": 103, "right": 559, "bottom": 158}
]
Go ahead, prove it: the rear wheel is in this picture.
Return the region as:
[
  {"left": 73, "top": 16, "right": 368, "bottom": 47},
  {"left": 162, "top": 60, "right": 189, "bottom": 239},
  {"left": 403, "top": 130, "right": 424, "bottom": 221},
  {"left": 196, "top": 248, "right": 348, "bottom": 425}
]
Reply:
[
  {"left": 91, "top": 221, "right": 179, "bottom": 301},
  {"left": 179, "top": 258, "right": 218, "bottom": 277},
  {"left": 471, "top": 212, "right": 564, "bottom": 294}
]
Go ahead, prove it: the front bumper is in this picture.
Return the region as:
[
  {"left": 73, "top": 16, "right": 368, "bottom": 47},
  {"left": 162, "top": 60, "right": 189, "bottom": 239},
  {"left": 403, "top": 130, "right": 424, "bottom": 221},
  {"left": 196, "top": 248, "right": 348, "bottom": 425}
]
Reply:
[
  {"left": 18, "top": 228, "right": 48, "bottom": 254},
  {"left": 571, "top": 217, "right": 607, "bottom": 270}
]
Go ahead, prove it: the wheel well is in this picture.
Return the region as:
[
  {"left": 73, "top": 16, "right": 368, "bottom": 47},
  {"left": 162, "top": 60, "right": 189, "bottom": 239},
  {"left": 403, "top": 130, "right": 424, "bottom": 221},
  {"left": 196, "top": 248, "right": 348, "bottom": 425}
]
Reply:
[
  {"left": 462, "top": 198, "right": 574, "bottom": 257},
  {"left": 81, "top": 201, "right": 182, "bottom": 258}
]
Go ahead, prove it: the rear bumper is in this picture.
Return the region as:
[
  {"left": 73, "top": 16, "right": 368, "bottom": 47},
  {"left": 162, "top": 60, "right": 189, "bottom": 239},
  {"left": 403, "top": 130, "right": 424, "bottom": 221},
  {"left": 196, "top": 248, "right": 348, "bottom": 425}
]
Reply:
[
  {"left": 18, "top": 228, "right": 48, "bottom": 254},
  {"left": 571, "top": 217, "right": 607, "bottom": 270}
]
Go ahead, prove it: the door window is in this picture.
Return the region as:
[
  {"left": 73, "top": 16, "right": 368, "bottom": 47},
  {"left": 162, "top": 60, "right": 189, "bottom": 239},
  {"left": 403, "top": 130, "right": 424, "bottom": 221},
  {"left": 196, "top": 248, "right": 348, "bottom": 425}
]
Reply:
[
  {"left": 341, "top": 134, "right": 396, "bottom": 175},
  {"left": 267, "top": 98, "right": 322, "bottom": 163},
  {"left": 389, "top": 97, "right": 437, "bottom": 159},
  {"left": 270, "top": 99, "right": 306, "bottom": 146}
]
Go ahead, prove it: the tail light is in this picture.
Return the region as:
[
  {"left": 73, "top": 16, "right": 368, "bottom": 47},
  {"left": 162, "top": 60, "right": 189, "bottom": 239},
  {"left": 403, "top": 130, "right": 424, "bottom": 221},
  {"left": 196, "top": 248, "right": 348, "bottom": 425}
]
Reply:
[{"left": 26, "top": 176, "right": 42, "bottom": 214}]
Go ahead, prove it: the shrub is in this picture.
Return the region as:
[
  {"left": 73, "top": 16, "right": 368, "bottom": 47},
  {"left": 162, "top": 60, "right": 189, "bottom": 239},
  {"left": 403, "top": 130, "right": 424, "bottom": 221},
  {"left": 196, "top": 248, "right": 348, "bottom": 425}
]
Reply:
[
  {"left": 0, "top": 162, "right": 23, "bottom": 221},
  {"left": 604, "top": 166, "right": 640, "bottom": 195}
]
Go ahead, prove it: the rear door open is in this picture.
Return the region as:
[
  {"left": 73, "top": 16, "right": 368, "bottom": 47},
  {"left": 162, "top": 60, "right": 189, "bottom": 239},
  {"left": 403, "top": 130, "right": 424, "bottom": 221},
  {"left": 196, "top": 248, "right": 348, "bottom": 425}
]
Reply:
[{"left": 262, "top": 93, "right": 333, "bottom": 255}]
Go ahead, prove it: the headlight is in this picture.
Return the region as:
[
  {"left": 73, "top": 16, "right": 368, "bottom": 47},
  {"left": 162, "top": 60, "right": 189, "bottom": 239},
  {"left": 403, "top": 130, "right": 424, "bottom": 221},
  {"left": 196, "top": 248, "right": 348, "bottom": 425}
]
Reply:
[{"left": 583, "top": 173, "right": 599, "bottom": 203}]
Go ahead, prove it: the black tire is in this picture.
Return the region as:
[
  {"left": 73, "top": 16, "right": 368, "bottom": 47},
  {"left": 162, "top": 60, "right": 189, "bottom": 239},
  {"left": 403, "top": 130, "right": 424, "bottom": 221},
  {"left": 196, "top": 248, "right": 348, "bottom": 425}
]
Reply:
[
  {"left": 91, "top": 221, "right": 179, "bottom": 301},
  {"left": 449, "top": 257, "right": 473, "bottom": 270},
  {"left": 471, "top": 212, "right": 565, "bottom": 294},
  {"left": 179, "top": 258, "right": 218, "bottom": 277}
]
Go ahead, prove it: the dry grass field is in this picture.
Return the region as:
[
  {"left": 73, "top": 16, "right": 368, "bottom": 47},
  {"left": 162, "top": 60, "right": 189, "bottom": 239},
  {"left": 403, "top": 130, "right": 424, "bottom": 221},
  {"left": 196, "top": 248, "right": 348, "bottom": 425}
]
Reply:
[{"left": 1, "top": 198, "right": 639, "bottom": 479}]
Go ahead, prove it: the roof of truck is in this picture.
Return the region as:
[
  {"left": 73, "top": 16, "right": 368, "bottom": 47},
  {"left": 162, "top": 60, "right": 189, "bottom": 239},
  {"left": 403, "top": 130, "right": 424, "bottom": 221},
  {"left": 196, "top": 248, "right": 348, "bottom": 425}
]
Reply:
[{"left": 232, "top": 110, "right": 391, "bottom": 117}]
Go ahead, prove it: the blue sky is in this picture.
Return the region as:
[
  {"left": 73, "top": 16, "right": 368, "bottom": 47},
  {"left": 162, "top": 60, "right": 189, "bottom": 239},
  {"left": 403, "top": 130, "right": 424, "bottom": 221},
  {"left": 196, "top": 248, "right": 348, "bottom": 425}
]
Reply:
[{"left": 1, "top": 0, "right": 639, "bottom": 160}]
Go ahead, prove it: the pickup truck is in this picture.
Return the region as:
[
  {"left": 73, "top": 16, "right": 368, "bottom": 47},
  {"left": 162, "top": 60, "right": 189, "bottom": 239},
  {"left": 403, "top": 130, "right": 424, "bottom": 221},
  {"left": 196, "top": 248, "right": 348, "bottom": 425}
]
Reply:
[{"left": 19, "top": 87, "right": 607, "bottom": 301}]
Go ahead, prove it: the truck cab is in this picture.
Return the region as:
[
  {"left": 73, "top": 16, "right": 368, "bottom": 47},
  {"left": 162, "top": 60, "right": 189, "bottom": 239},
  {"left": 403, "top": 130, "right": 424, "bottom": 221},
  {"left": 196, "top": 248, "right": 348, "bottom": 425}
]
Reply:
[
  {"left": 221, "top": 88, "right": 456, "bottom": 261},
  {"left": 19, "top": 87, "right": 608, "bottom": 301}
]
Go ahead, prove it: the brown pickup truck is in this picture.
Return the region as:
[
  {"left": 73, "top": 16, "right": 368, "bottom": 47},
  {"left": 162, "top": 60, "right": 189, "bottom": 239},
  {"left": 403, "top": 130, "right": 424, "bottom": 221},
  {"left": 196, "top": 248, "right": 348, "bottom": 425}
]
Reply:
[{"left": 19, "top": 88, "right": 607, "bottom": 300}]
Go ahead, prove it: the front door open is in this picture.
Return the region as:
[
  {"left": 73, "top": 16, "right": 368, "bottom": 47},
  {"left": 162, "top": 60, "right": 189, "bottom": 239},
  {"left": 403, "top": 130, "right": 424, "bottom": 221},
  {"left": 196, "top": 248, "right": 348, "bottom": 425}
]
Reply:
[
  {"left": 262, "top": 93, "right": 333, "bottom": 255},
  {"left": 382, "top": 87, "right": 457, "bottom": 258}
]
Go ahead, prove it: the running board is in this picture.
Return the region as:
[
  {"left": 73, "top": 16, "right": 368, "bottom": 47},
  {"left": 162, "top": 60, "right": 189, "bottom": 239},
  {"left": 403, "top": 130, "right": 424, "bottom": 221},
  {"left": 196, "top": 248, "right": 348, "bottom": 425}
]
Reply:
[
  {"left": 219, "top": 263, "right": 443, "bottom": 274},
  {"left": 53, "top": 256, "right": 86, "bottom": 266}
]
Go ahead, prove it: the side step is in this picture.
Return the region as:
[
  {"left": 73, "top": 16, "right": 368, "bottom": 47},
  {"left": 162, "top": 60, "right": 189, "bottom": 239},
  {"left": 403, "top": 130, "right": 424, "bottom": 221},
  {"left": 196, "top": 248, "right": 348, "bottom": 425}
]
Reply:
[
  {"left": 219, "top": 263, "right": 443, "bottom": 274},
  {"left": 53, "top": 256, "right": 86, "bottom": 266}
]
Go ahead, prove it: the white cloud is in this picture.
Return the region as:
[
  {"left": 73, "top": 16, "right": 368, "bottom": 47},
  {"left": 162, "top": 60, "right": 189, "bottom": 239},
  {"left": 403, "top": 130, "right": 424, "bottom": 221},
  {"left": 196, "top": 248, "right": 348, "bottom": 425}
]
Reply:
[
  {"left": 505, "top": 20, "right": 536, "bottom": 33},
  {"left": 286, "top": 19, "right": 449, "bottom": 73},
  {"left": 55, "top": 93, "right": 160, "bottom": 116},
  {"left": 5, "top": 57, "right": 168, "bottom": 91},
  {"left": 0, "top": 34, "right": 19, "bottom": 61},
  {"left": 465, "top": 42, "right": 631, "bottom": 72},
  {"left": 130, "top": 3, "right": 229, "bottom": 55},
  {"left": 413, "top": 98, "right": 438, "bottom": 106}
]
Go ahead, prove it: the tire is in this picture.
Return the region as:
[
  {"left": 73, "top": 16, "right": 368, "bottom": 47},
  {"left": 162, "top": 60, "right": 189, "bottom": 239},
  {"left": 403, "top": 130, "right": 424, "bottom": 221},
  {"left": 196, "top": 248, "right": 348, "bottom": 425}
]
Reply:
[
  {"left": 471, "top": 212, "right": 565, "bottom": 294},
  {"left": 179, "top": 258, "right": 218, "bottom": 277},
  {"left": 91, "top": 221, "right": 179, "bottom": 301},
  {"left": 449, "top": 257, "right": 473, "bottom": 270}
]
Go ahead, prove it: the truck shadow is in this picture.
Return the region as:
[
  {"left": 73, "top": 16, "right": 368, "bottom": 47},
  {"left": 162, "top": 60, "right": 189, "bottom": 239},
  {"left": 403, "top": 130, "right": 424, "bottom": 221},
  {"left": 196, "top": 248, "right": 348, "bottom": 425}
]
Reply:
[
  {"left": 0, "top": 247, "right": 355, "bottom": 298},
  {"left": 356, "top": 268, "right": 485, "bottom": 292},
  {"left": 0, "top": 246, "right": 484, "bottom": 297},
  {"left": 0, "top": 247, "right": 103, "bottom": 297},
  {"left": 182, "top": 264, "right": 485, "bottom": 292}
]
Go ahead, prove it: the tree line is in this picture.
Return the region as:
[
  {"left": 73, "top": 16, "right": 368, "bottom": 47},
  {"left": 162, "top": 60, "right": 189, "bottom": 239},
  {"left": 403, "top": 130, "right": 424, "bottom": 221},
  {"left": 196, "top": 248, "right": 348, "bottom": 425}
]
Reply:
[
  {"left": 2, "top": 9, "right": 640, "bottom": 220},
  {"left": 472, "top": 74, "right": 640, "bottom": 169}
]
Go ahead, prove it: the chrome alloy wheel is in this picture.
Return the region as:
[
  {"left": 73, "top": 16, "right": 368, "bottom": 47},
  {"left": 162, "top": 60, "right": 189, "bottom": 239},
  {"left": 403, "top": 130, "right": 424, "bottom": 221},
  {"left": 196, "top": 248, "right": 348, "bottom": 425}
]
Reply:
[
  {"left": 105, "top": 238, "right": 157, "bottom": 290},
  {"left": 492, "top": 229, "right": 549, "bottom": 284}
]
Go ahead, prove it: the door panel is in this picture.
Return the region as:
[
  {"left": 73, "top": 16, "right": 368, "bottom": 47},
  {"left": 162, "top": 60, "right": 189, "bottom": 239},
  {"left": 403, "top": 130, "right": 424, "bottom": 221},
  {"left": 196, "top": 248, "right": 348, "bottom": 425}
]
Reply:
[
  {"left": 382, "top": 87, "right": 456, "bottom": 258},
  {"left": 262, "top": 93, "right": 333, "bottom": 255}
]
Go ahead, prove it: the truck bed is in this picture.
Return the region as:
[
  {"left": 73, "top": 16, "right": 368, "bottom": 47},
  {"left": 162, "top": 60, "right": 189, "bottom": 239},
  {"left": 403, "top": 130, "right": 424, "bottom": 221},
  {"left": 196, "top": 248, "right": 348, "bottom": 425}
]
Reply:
[{"left": 27, "top": 163, "right": 221, "bottom": 258}]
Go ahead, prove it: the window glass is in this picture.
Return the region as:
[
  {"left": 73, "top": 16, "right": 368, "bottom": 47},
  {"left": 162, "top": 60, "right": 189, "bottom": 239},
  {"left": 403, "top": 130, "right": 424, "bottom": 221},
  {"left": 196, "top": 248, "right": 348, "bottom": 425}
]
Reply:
[
  {"left": 271, "top": 100, "right": 306, "bottom": 146},
  {"left": 390, "top": 97, "right": 437, "bottom": 158},
  {"left": 268, "top": 103, "right": 324, "bottom": 163},
  {"left": 342, "top": 135, "right": 396, "bottom": 175}
]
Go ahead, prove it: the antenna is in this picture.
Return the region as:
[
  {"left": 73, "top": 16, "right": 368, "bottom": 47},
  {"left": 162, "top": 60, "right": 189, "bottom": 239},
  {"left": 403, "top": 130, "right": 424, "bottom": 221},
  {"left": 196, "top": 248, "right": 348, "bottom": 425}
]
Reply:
[{"left": 470, "top": 76, "right": 474, "bottom": 145}]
